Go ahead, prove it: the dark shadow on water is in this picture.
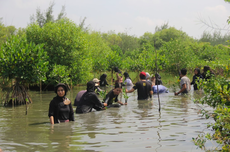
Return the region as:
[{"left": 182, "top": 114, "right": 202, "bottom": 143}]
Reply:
[
  {"left": 29, "top": 122, "right": 50, "bottom": 126},
  {"left": 137, "top": 99, "right": 154, "bottom": 109}
]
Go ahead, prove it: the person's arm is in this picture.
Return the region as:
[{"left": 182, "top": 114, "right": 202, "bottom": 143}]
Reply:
[
  {"left": 69, "top": 103, "right": 75, "bottom": 121},
  {"left": 150, "top": 90, "right": 153, "bottom": 95},
  {"left": 118, "top": 100, "right": 127, "bottom": 105},
  {"left": 175, "top": 84, "right": 186, "bottom": 95},
  {"left": 92, "top": 94, "right": 107, "bottom": 110},
  {"left": 116, "top": 73, "right": 121, "bottom": 81},
  {"left": 50, "top": 116, "right": 54, "bottom": 124},
  {"left": 105, "top": 79, "right": 109, "bottom": 86},
  {"left": 191, "top": 76, "right": 195, "bottom": 85},
  {"left": 104, "top": 91, "right": 110, "bottom": 104},
  {"left": 126, "top": 88, "right": 135, "bottom": 93},
  {"left": 48, "top": 100, "right": 55, "bottom": 124}
]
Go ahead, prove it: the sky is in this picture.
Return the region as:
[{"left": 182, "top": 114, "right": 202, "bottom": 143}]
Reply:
[{"left": 0, "top": 0, "right": 230, "bottom": 39}]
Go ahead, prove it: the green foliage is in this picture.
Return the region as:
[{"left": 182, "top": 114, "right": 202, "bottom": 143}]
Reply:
[
  {"left": 117, "top": 33, "right": 140, "bottom": 54},
  {"left": 193, "top": 74, "right": 230, "bottom": 150},
  {"left": 98, "top": 90, "right": 107, "bottom": 100},
  {"left": 49, "top": 65, "right": 70, "bottom": 84},
  {"left": 85, "top": 31, "right": 111, "bottom": 72},
  {"left": 0, "top": 35, "right": 48, "bottom": 83},
  {"left": 161, "top": 39, "right": 194, "bottom": 73},
  {"left": 0, "top": 18, "right": 17, "bottom": 47},
  {"left": 192, "top": 134, "right": 206, "bottom": 149},
  {"left": 152, "top": 27, "right": 191, "bottom": 49},
  {"left": 122, "top": 87, "right": 129, "bottom": 100},
  {"left": 26, "top": 19, "right": 90, "bottom": 84},
  {"left": 198, "top": 75, "right": 230, "bottom": 108},
  {"left": 107, "top": 51, "right": 122, "bottom": 70}
]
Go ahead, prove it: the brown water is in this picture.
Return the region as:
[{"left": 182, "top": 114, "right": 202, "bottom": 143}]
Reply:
[{"left": 0, "top": 86, "right": 215, "bottom": 152}]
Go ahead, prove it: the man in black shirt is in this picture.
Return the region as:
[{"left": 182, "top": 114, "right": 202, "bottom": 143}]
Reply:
[
  {"left": 126, "top": 71, "right": 153, "bottom": 100},
  {"left": 104, "top": 83, "right": 126, "bottom": 107}
]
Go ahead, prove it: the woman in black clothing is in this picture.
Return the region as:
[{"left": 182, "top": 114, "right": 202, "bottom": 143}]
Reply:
[
  {"left": 100, "top": 74, "right": 109, "bottom": 86},
  {"left": 191, "top": 68, "right": 203, "bottom": 90},
  {"left": 48, "top": 83, "right": 74, "bottom": 124},
  {"left": 76, "top": 81, "right": 107, "bottom": 114},
  {"left": 155, "top": 73, "right": 163, "bottom": 85},
  {"left": 202, "top": 66, "right": 215, "bottom": 80}
]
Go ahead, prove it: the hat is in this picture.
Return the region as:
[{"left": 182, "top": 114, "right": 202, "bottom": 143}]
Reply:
[
  {"left": 93, "top": 78, "right": 100, "bottom": 83},
  {"left": 54, "top": 83, "right": 69, "bottom": 95},
  {"left": 146, "top": 72, "right": 150, "bottom": 79},
  {"left": 139, "top": 71, "right": 146, "bottom": 79}
]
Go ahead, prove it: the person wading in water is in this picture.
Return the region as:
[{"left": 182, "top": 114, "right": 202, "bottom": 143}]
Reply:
[
  {"left": 126, "top": 71, "right": 153, "bottom": 100},
  {"left": 48, "top": 83, "right": 74, "bottom": 124}
]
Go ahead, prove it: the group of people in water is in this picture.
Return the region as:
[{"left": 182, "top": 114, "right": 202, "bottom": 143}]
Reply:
[{"left": 48, "top": 66, "right": 214, "bottom": 124}]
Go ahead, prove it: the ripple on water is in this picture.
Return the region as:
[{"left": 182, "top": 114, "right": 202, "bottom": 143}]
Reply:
[{"left": 0, "top": 89, "right": 216, "bottom": 152}]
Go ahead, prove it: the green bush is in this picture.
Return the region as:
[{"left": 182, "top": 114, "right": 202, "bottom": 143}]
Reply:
[
  {"left": 193, "top": 74, "right": 230, "bottom": 150},
  {"left": 0, "top": 35, "right": 48, "bottom": 83},
  {"left": 26, "top": 19, "right": 90, "bottom": 84}
]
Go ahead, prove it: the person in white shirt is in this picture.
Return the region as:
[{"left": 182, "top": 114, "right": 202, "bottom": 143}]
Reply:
[{"left": 175, "top": 68, "right": 191, "bottom": 95}]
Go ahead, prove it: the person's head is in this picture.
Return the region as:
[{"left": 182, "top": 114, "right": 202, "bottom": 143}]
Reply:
[
  {"left": 180, "top": 68, "right": 187, "bottom": 76},
  {"left": 139, "top": 71, "right": 146, "bottom": 80},
  {"left": 87, "top": 81, "right": 95, "bottom": 92},
  {"left": 194, "top": 68, "right": 200, "bottom": 75},
  {"left": 114, "top": 67, "right": 121, "bottom": 74},
  {"left": 93, "top": 78, "right": 100, "bottom": 86},
  {"left": 151, "top": 76, "right": 155, "bottom": 82},
  {"left": 100, "top": 74, "right": 107, "bottom": 80},
  {"left": 203, "top": 66, "right": 210, "bottom": 73},
  {"left": 113, "top": 82, "right": 122, "bottom": 95},
  {"left": 123, "top": 72, "right": 129, "bottom": 79},
  {"left": 54, "top": 83, "right": 68, "bottom": 97},
  {"left": 155, "top": 73, "right": 161, "bottom": 79}
]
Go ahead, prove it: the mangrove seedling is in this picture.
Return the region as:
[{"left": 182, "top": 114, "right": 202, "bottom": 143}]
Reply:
[
  {"left": 122, "top": 87, "right": 129, "bottom": 103},
  {"left": 98, "top": 90, "right": 107, "bottom": 100}
]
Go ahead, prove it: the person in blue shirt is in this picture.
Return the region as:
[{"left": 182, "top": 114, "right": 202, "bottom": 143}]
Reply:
[{"left": 151, "top": 76, "right": 169, "bottom": 94}]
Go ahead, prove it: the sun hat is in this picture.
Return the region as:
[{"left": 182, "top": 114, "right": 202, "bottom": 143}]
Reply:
[{"left": 93, "top": 78, "right": 100, "bottom": 83}]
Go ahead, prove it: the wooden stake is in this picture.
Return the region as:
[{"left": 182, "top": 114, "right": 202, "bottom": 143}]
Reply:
[{"left": 154, "top": 42, "right": 161, "bottom": 112}]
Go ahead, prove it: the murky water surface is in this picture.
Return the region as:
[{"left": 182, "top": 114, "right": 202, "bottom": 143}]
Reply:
[{"left": 0, "top": 86, "right": 215, "bottom": 152}]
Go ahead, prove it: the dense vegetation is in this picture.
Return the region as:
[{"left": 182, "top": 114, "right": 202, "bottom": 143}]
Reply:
[
  {"left": 0, "top": 3, "right": 229, "bottom": 96},
  {"left": 192, "top": 73, "right": 230, "bottom": 151},
  {"left": 0, "top": 13, "right": 230, "bottom": 88}
]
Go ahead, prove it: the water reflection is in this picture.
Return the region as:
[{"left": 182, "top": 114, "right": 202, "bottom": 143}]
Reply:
[
  {"left": 156, "top": 112, "right": 162, "bottom": 152},
  {"left": 48, "top": 123, "right": 74, "bottom": 150}
]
